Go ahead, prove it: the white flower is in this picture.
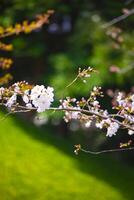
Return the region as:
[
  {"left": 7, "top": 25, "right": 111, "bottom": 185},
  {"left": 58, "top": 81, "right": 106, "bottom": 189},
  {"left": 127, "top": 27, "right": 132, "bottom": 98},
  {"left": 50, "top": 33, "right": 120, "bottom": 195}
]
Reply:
[
  {"left": 6, "top": 93, "right": 17, "bottom": 108},
  {"left": 46, "top": 86, "right": 54, "bottom": 102},
  {"left": 117, "top": 92, "right": 123, "bottom": 102},
  {"left": 105, "top": 118, "right": 111, "bottom": 124},
  {"left": 60, "top": 99, "right": 69, "bottom": 108},
  {"left": 71, "top": 110, "right": 80, "bottom": 120},
  {"left": 13, "top": 83, "right": 20, "bottom": 93},
  {"left": 30, "top": 85, "right": 54, "bottom": 112},
  {"left": 103, "top": 110, "right": 108, "bottom": 117},
  {"left": 119, "top": 100, "right": 126, "bottom": 107},
  {"left": 106, "top": 122, "right": 119, "bottom": 137},
  {"left": 22, "top": 85, "right": 54, "bottom": 112},
  {"left": 96, "top": 121, "right": 104, "bottom": 129},
  {"left": 128, "top": 130, "right": 134, "bottom": 135},
  {"left": 23, "top": 90, "right": 30, "bottom": 104},
  {"left": 116, "top": 92, "right": 126, "bottom": 107},
  {"left": 96, "top": 118, "right": 119, "bottom": 137},
  {"left": 92, "top": 100, "right": 99, "bottom": 107},
  {"left": 85, "top": 120, "right": 92, "bottom": 128},
  {"left": 26, "top": 103, "right": 33, "bottom": 109},
  {"left": 96, "top": 119, "right": 110, "bottom": 129},
  {"left": 64, "top": 106, "right": 80, "bottom": 122},
  {"left": 131, "top": 102, "right": 134, "bottom": 111}
]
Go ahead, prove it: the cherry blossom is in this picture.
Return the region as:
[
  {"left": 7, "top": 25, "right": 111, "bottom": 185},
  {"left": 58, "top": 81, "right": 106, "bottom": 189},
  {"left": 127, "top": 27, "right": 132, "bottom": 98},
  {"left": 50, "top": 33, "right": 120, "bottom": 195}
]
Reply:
[
  {"left": 23, "top": 85, "right": 54, "bottom": 112},
  {"left": 0, "top": 67, "right": 134, "bottom": 140}
]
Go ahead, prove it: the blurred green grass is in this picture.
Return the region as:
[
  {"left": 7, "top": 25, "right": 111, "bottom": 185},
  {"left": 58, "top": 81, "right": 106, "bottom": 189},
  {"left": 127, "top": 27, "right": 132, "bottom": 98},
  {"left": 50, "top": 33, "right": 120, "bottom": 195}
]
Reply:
[{"left": 0, "top": 112, "right": 134, "bottom": 200}]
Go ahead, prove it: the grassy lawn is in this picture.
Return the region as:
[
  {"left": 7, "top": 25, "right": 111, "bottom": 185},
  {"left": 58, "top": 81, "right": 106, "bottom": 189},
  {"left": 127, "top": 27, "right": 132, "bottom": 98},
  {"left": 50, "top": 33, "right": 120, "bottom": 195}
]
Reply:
[{"left": 0, "top": 112, "right": 134, "bottom": 200}]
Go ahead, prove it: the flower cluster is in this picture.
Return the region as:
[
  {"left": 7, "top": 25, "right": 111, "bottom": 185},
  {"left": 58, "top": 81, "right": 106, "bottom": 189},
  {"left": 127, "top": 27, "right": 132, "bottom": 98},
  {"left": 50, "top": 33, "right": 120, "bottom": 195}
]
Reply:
[
  {"left": 114, "top": 92, "right": 134, "bottom": 135},
  {"left": 0, "top": 67, "right": 134, "bottom": 139},
  {"left": 96, "top": 119, "right": 119, "bottom": 137},
  {"left": 59, "top": 98, "right": 81, "bottom": 122},
  {"left": 23, "top": 85, "right": 54, "bottom": 112},
  {"left": 59, "top": 86, "right": 134, "bottom": 137},
  {"left": 0, "top": 82, "right": 54, "bottom": 112},
  {"left": 78, "top": 67, "right": 98, "bottom": 83}
]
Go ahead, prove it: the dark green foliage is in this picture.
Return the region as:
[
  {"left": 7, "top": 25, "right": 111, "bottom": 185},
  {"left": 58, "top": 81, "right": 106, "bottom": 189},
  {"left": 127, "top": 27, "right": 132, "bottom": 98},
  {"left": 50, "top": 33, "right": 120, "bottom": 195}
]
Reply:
[{"left": 0, "top": 0, "right": 133, "bottom": 94}]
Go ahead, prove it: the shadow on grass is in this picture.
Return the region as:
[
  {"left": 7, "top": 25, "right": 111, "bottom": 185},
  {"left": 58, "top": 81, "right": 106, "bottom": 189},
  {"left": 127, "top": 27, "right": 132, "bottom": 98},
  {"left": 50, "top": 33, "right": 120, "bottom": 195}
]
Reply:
[{"left": 11, "top": 115, "right": 134, "bottom": 200}]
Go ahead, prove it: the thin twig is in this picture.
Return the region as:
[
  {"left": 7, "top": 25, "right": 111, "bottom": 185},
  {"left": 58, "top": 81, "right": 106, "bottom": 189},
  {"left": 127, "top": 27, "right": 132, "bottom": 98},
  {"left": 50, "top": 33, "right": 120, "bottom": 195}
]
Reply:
[
  {"left": 118, "top": 63, "right": 134, "bottom": 74},
  {"left": 102, "top": 8, "right": 134, "bottom": 29},
  {"left": 125, "top": 0, "right": 134, "bottom": 5},
  {"left": 81, "top": 146, "right": 134, "bottom": 154},
  {"left": 66, "top": 75, "right": 79, "bottom": 88}
]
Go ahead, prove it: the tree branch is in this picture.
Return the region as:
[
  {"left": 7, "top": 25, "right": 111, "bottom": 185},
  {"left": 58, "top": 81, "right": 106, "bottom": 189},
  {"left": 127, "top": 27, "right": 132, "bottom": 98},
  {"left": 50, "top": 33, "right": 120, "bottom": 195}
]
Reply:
[{"left": 102, "top": 8, "right": 134, "bottom": 29}]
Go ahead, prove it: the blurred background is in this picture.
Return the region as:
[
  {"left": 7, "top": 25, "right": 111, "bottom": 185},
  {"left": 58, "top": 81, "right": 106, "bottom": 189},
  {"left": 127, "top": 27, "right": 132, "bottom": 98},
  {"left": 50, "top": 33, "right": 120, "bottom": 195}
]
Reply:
[{"left": 0, "top": 0, "right": 134, "bottom": 199}]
